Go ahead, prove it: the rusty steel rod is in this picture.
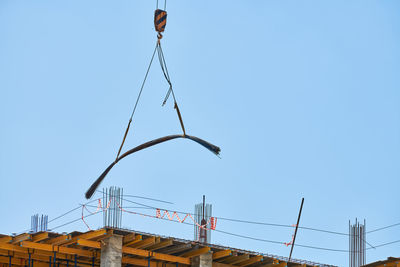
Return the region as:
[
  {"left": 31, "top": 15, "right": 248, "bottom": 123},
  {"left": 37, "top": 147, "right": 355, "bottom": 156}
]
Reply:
[{"left": 85, "top": 134, "right": 220, "bottom": 199}]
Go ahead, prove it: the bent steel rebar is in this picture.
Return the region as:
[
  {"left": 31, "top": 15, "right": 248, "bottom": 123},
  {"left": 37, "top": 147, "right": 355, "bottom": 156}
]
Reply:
[{"left": 85, "top": 134, "right": 220, "bottom": 199}]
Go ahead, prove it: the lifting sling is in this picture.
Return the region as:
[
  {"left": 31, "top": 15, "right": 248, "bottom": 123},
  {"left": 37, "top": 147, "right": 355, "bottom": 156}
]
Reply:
[{"left": 85, "top": 1, "right": 220, "bottom": 199}]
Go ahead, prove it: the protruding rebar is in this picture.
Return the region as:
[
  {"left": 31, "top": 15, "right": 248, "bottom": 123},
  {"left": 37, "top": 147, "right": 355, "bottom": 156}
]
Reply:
[
  {"left": 103, "top": 186, "right": 123, "bottom": 228},
  {"left": 349, "top": 218, "right": 366, "bottom": 267}
]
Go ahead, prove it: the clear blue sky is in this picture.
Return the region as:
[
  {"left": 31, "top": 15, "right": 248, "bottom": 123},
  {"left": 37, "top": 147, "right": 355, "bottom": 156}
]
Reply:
[{"left": 1, "top": 1, "right": 399, "bottom": 266}]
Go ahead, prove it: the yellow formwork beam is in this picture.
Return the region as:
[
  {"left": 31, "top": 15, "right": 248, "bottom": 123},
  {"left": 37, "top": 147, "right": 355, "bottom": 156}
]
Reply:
[
  {"left": 124, "top": 234, "right": 142, "bottom": 246},
  {"left": 58, "top": 229, "right": 108, "bottom": 245},
  {"left": 123, "top": 257, "right": 157, "bottom": 267},
  {"left": 122, "top": 246, "right": 191, "bottom": 265},
  {"left": 122, "top": 257, "right": 185, "bottom": 267},
  {"left": 259, "top": 262, "right": 286, "bottom": 267},
  {"left": 218, "top": 255, "right": 238, "bottom": 264},
  {"left": 147, "top": 239, "right": 173, "bottom": 251},
  {"left": 0, "top": 237, "right": 12, "bottom": 243},
  {"left": 20, "top": 241, "right": 94, "bottom": 258},
  {"left": 123, "top": 246, "right": 149, "bottom": 257},
  {"left": 373, "top": 263, "right": 400, "bottom": 267},
  {"left": 237, "top": 255, "right": 264, "bottom": 267},
  {"left": 11, "top": 234, "right": 31, "bottom": 244},
  {"left": 223, "top": 254, "right": 249, "bottom": 265},
  {"left": 212, "top": 262, "right": 235, "bottom": 267},
  {"left": 0, "top": 255, "right": 27, "bottom": 266},
  {"left": 123, "top": 233, "right": 136, "bottom": 244},
  {"left": 180, "top": 247, "right": 210, "bottom": 258},
  {"left": 151, "top": 251, "right": 191, "bottom": 264},
  {"left": 0, "top": 243, "right": 26, "bottom": 254},
  {"left": 32, "top": 232, "right": 49, "bottom": 242},
  {"left": 92, "top": 229, "right": 114, "bottom": 242},
  {"left": 76, "top": 239, "right": 101, "bottom": 249},
  {"left": 0, "top": 254, "right": 96, "bottom": 267},
  {"left": 73, "top": 239, "right": 190, "bottom": 265},
  {"left": 0, "top": 245, "right": 54, "bottom": 259},
  {"left": 213, "top": 250, "right": 232, "bottom": 260},
  {"left": 44, "top": 235, "right": 70, "bottom": 245},
  {"left": 130, "top": 237, "right": 156, "bottom": 249}
]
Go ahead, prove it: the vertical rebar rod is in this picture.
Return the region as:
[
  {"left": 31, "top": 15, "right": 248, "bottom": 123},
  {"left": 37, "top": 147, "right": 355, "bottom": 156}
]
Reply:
[
  {"left": 364, "top": 219, "right": 366, "bottom": 265},
  {"left": 105, "top": 187, "right": 107, "bottom": 227},
  {"left": 111, "top": 187, "right": 114, "bottom": 228},
  {"left": 113, "top": 187, "right": 116, "bottom": 228},
  {"left": 202, "top": 195, "right": 205, "bottom": 220},
  {"left": 358, "top": 223, "right": 362, "bottom": 266},
  {"left": 352, "top": 225, "right": 354, "bottom": 267},
  {"left": 109, "top": 187, "right": 112, "bottom": 227},
  {"left": 359, "top": 221, "right": 361, "bottom": 267},
  {"left": 107, "top": 187, "right": 109, "bottom": 227},
  {"left": 349, "top": 220, "right": 351, "bottom": 267},
  {"left": 115, "top": 187, "right": 117, "bottom": 228},
  {"left": 116, "top": 187, "right": 118, "bottom": 228},
  {"left": 356, "top": 220, "right": 359, "bottom": 267},
  {"left": 352, "top": 223, "right": 354, "bottom": 267},
  {"left": 357, "top": 222, "right": 361, "bottom": 266},
  {"left": 107, "top": 187, "right": 108, "bottom": 226},
  {"left": 102, "top": 188, "right": 105, "bottom": 227},
  {"left": 121, "top": 188, "right": 124, "bottom": 228},
  {"left": 111, "top": 187, "right": 114, "bottom": 227},
  {"left": 355, "top": 220, "right": 357, "bottom": 267},
  {"left": 358, "top": 221, "right": 360, "bottom": 267},
  {"left": 108, "top": 188, "right": 110, "bottom": 227}
]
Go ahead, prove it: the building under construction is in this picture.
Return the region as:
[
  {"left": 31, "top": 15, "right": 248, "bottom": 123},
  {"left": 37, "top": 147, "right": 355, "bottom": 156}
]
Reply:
[
  {"left": 0, "top": 228, "right": 336, "bottom": 267},
  {"left": 361, "top": 257, "right": 400, "bottom": 267}
]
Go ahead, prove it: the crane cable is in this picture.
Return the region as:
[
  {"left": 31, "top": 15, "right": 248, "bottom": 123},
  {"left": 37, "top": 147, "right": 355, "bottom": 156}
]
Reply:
[
  {"left": 115, "top": 1, "right": 185, "bottom": 161},
  {"left": 156, "top": 0, "right": 167, "bottom": 11},
  {"left": 155, "top": 5, "right": 186, "bottom": 135},
  {"left": 158, "top": 41, "right": 186, "bottom": 135},
  {"left": 115, "top": 44, "right": 158, "bottom": 161}
]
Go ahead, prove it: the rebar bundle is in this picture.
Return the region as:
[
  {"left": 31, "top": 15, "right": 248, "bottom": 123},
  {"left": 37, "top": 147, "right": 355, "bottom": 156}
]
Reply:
[
  {"left": 103, "top": 187, "right": 123, "bottom": 229},
  {"left": 349, "top": 219, "right": 366, "bottom": 267},
  {"left": 194, "top": 196, "right": 212, "bottom": 243},
  {"left": 31, "top": 214, "right": 48, "bottom": 233}
]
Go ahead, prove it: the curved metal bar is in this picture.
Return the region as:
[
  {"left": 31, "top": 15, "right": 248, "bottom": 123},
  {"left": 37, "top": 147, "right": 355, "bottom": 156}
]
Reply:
[{"left": 85, "top": 134, "right": 220, "bottom": 199}]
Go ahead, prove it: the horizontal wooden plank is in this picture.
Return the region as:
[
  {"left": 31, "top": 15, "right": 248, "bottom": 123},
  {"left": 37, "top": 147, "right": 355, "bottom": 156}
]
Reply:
[
  {"left": 122, "top": 246, "right": 190, "bottom": 265},
  {"left": 21, "top": 241, "right": 94, "bottom": 257},
  {"left": 213, "top": 250, "right": 232, "bottom": 260},
  {"left": 181, "top": 247, "right": 210, "bottom": 258}
]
